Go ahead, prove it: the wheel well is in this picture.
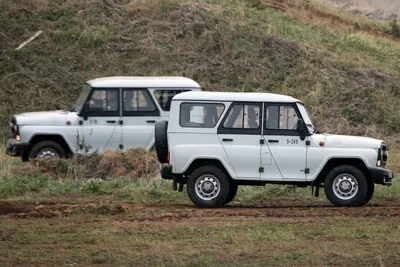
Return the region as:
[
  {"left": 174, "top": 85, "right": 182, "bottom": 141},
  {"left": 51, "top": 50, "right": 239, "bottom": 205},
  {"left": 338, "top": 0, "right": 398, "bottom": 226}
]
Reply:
[
  {"left": 29, "top": 135, "right": 73, "bottom": 157},
  {"left": 313, "top": 158, "right": 370, "bottom": 185},
  {"left": 185, "top": 159, "right": 232, "bottom": 180}
]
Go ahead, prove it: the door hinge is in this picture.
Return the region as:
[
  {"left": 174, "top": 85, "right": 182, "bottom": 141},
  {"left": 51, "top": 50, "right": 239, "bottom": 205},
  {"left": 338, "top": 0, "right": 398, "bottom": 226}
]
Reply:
[
  {"left": 305, "top": 168, "right": 310, "bottom": 174},
  {"left": 306, "top": 141, "right": 310, "bottom": 146},
  {"left": 260, "top": 139, "right": 265, "bottom": 144},
  {"left": 119, "top": 144, "right": 124, "bottom": 149},
  {"left": 119, "top": 120, "right": 123, "bottom": 125},
  {"left": 259, "top": 167, "right": 264, "bottom": 173}
]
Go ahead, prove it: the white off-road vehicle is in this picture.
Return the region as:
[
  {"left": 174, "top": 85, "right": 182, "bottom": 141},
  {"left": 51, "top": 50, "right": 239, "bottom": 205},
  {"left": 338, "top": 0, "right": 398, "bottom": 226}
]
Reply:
[
  {"left": 154, "top": 91, "right": 393, "bottom": 208},
  {"left": 6, "top": 76, "right": 201, "bottom": 161}
]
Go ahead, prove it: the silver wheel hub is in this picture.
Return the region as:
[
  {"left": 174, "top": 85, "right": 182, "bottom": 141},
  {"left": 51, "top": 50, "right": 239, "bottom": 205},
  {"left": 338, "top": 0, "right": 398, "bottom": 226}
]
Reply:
[
  {"left": 195, "top": 175, "right": 221, "bottom": 201},
  {"left": 332, "top": 174, "right": 358, "bottom": 200},
  {"left": 38, "top": 149, "right": 59, "bottom": 158}
]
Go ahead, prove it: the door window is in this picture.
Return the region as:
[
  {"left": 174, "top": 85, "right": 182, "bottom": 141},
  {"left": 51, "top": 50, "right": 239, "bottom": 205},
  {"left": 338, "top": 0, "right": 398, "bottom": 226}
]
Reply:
[
  {"left": 264, "top": 104, "right": 300, "bottom": 135},
  {"left": 122, "top": 89, "right": 160, "bottom": 116},
  {"left": 218, "top": 103, "right": 261, "bottom": 135},
  {"left": 87, "top": 89, "right": 120, "bottom": 116}
]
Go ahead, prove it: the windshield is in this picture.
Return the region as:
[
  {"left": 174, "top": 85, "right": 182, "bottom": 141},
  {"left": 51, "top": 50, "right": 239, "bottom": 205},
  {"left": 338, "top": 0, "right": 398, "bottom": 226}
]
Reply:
[
  {"left": 74, "top": 83, "right": 92, "bottom": 112},
  {"left": 297, "top": 103, "right": 319, "bottom": 134}
]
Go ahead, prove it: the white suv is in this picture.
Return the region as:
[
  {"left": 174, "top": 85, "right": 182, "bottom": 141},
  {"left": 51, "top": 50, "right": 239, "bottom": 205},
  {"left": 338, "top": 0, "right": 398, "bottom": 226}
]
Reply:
[
  {"left": 6, "top": 76, "right": 201, "bottom": 160},
  {"left": 154, "top": 91, "right": 393, "bottom": 208}
]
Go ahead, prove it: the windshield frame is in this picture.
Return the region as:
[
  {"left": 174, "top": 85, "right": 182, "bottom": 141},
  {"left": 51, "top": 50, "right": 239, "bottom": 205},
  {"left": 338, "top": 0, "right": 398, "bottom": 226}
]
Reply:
[
  {"left": 296, "top": 102, "right": 319, "bottom": 134},
  {"left": 74, "top": 83, "right": 92, "bottom": 112}
]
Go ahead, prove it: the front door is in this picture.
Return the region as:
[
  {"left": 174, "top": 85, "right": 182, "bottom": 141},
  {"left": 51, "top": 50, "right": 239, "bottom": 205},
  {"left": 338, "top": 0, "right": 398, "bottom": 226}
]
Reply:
[
  {"left": 79, "top": 88, "right": 121, "bottom": 154},
  {"left": 217, "top": 103, "right": 262, "bottom": 180},
  {"left": 261, "top": 103, "right": 307, "bottom": 180},
  {"left": 120, "top": 88, "right": 160, "bottom": 150}
]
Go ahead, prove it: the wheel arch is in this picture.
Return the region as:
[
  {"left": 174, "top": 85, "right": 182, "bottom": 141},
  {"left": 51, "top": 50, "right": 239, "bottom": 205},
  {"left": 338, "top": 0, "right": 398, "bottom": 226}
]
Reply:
[
  {"left": 313, "top": 158, "right": 371, "bottom": 185},
  {"left": 184, "top": 158, "right": 236, "bottom": 181},
  {"left": 28, "top": 134, "right": 73, "bottom": 157}
]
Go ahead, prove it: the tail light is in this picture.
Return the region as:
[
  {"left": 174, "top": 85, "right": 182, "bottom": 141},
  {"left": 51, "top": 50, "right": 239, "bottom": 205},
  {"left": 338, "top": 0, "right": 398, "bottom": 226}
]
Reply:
[{"left": 167, "top": 151, "right": 170, "bottom": 164}]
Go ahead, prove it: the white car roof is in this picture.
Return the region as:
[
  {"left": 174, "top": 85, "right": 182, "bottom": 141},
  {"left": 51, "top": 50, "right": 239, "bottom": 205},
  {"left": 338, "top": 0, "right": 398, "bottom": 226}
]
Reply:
[
  {"left": 172, "top": 91, "right": 302, "bottom": 103},
  {"left": 87, "top": 76, "right": 201, "bottom": 89}
]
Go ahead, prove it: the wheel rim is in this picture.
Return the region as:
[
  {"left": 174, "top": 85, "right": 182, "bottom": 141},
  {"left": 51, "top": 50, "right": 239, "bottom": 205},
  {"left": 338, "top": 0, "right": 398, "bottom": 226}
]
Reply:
[
  {"left": 332, "top": 173, "right": 359, "bottom": 200},
  {"left": 37, "top": 148, "right": 60, "bottom": 158},
  {"left": 195, "top": 174, "right": 221, "bottom": 201}
]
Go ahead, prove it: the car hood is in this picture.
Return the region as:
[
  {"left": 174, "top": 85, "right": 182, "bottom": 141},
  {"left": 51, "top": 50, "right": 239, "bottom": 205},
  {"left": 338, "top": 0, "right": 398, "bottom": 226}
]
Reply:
[
  {"left": 320, "top": 133, "right": 383, "bottom": 149},
  {"left": 14, "top": 110, "right": 73, "bottom": 126}
]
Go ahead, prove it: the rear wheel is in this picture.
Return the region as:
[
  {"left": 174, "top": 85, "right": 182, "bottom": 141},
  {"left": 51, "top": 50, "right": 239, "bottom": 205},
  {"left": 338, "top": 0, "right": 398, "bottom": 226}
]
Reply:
[
  {"left": 187, "top": 166, "right": 230, "bottom": 208},
  {"left": 324, "top": 165, "right": 368, "bottom": 207},
  {"left": 223, "top": 182, "right": 238, "bottom": 205},
  {"left": 28, "top": 141, "right": 66, "bottom": 159}
]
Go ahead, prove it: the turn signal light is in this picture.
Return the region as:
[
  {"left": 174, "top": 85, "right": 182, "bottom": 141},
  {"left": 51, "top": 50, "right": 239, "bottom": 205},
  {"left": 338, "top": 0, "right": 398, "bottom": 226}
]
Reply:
[
  {"left": 377, "top": 160, "right": 382, "bottom": 167},
  {"left": 16, "top": 135, "right": 21, "bottom": 141}
]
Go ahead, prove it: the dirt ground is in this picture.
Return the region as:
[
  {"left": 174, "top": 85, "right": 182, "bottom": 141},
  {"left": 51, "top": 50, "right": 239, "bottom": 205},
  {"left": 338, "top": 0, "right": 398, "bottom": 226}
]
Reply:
[
  {"left": 1, "top": 198, "right": 399, "bottom": 266},
  {"left": 1, "top": 198, "right": 399, "bottom": 221}
]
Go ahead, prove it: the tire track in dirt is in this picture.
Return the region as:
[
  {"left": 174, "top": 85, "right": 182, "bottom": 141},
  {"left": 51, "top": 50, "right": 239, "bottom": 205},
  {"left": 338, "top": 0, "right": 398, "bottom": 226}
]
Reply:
[{"left": 1, "top": 199, "right": 399, "bottom": 221}]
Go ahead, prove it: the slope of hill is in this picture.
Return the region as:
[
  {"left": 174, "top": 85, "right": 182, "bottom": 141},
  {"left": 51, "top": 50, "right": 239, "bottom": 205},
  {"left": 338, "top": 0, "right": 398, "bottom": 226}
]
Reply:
[{"left": 1, "top": 0, "right": 400, "bottom": 145}]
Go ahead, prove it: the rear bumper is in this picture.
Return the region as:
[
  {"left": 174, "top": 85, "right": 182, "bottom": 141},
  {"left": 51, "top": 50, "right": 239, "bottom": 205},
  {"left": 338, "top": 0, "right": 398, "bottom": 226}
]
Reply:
[
  {"left": 5, "top": 139, "right": 29, "bottom": 157},
  {"left": 161, "top": 164, "right": 173, "bottom": 180},
  {"left": 369, "top": 167, "right": 394, "bottom": 186}
]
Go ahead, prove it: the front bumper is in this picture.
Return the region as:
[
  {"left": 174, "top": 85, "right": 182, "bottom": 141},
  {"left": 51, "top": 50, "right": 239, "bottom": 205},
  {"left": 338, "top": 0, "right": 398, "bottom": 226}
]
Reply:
[
  {"left": 369, "top": 167, "right": 394, "bottom": 186},
  {"left": 160, "top": 164, "right": 173, "bottom": 180},
  {"left": 5, "top": 139, "right": 29, "bottom": 157}
]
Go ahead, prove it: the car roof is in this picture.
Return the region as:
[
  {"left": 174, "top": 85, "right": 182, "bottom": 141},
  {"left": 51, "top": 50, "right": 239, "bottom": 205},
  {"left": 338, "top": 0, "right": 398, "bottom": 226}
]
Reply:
[
  {"left": 172, "top": 91, "right": 302, "bottom": 103},
  {"left": 86, "top": 76, "right": 201, "bottom": 89}
]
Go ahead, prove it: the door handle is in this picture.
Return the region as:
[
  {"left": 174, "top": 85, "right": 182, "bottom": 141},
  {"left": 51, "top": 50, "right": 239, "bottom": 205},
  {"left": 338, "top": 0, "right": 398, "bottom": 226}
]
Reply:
[
  {"left": 146, "top": 120, "right": 156, "bottom": 123},
  {"left": 106, "top": 120, "right": 116, "bottom": 123},
  {"left": 268, "top": 140, "right": 279, "bottom": 143},
  {"left": 223, "top": 138, "right": 233, "bottom": 142}
]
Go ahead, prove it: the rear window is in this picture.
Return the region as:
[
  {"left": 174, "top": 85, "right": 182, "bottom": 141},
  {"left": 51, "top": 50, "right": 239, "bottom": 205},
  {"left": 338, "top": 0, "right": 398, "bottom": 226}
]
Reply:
[
  {"left": 180, "top": 103, "right": 225, "bottom": 128},
  {"left": 154, "top": 90, "right": 189, "bottom": 111}
]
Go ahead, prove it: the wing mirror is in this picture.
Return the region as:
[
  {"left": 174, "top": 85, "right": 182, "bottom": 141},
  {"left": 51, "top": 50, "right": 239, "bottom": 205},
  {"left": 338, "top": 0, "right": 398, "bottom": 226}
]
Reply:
[
  {"left": 297, "top": 118, "right": 306, "bottom": 141},
  {"left": 82, "top": 102, "right": 89, "bottom": 121}
]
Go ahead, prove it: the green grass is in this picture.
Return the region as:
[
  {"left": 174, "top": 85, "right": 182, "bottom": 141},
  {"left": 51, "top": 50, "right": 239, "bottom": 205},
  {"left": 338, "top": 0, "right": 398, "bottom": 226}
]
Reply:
[{"left": 1, "top": 0, "right": 400, "bottom": 145}]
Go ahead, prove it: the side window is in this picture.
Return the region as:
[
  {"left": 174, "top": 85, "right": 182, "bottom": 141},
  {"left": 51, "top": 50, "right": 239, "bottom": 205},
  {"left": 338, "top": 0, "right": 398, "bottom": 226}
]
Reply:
[
  {"left": 122, "top": 89, "right": 160, "bottom": 116},
  {"left": 265, "top": 105, "right": 298, "bottom": 130},
  {"left": 123, "top": 89, "right": 156, "bottom": 111},
  {"left": 180, "top": 103, "right": 225, "bottom": 128},
  {"left": 154, "top": 90, "right": 189, "bottom": 111},
  {"left": 88, "top": 89, "right": 119, "bottom": 113},
  {"left": 223, "top": 104, "right": 260, "bottom": 129}
]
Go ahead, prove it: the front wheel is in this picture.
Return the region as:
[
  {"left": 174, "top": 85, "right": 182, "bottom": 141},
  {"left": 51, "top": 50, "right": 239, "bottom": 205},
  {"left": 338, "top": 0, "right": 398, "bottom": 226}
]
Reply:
[
  {"left": 187, "top": 166, "right": 230, "bottom": 208},
  {"left": 324, "top": 165, "right": 369, "bottom": 207},
  {"left": 28, "top": 141, "right": 66, "bottom": 159}
]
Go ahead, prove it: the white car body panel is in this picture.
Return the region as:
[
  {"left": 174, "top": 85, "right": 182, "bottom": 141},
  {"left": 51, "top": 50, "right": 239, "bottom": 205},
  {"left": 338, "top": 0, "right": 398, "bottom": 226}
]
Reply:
[{"left": 166, "top": 91, "right": 387, "bottom": 184}]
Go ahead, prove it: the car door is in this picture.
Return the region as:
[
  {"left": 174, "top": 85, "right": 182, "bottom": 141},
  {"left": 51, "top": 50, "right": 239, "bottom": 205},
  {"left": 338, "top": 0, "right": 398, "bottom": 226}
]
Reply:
[
  {"left": 217, "top": 102, "right": 262, "bottom": 180},
  {"left": 120, "top": 88, "right": 160, "bottom": 150},
  {"left": 261, "top": 103, "right": 307, "bottom": 180},
  {"left": 78, "top": 88, "right": 121, "bottom": 154}
]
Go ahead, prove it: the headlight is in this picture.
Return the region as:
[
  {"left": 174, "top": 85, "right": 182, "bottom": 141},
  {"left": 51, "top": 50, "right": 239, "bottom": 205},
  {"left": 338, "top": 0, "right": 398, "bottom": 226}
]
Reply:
[{"left": 377, "top": 142, "right": 388, "bottom": 168}]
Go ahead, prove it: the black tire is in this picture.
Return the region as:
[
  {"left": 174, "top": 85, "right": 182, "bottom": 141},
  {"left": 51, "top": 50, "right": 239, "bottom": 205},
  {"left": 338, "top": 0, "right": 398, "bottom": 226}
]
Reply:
[
  {"left": 154, "top": 120, "right": 169, "bottom": 164},
  {"left": 28, "top": 141, "right": 66, "bottom": 159},
  {"left": 187, "top": 166, "right": 230, "bottom": 208},
  {"left": 223, "top": 182, "right": 238, "bottom": 205},
  {"left": 360, "top": 180, "right": 375, "bottom": 206},
  {"left": 324, "top": 165, "right": 369, "bottom": 207}
]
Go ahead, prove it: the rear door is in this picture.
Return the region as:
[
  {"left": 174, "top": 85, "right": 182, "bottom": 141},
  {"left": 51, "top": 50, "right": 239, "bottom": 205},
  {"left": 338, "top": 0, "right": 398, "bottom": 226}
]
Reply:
[
  {"left": 217, "top": 102, "right": 262, "bottom": 180},
  {"left": 121, "top": 88, "right": 160, "bottom": 150}
]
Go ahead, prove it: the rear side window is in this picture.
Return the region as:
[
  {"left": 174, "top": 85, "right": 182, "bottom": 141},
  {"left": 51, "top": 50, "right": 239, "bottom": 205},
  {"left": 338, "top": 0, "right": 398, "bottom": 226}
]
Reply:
[
  {"left": 180, "top": 103, "right": 225, "bottom": 128},
  {"left": 155, "top": 90, "right": 189, "bottom": 111}
]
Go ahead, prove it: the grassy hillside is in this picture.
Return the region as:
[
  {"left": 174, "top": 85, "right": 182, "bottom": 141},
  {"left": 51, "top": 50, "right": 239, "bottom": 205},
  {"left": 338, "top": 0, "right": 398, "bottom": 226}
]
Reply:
[{"left": 1, "top": 0, "right": 400, "bottom": 146}]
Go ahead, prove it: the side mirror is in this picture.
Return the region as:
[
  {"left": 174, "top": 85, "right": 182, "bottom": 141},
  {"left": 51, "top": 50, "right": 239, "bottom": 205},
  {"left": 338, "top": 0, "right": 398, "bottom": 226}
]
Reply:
[
  {"left": 82, "top": 102, "right": 89, "bottom": 121},
  {"left": 297, "top": 118, "right": 306, "bottom": 141}
]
